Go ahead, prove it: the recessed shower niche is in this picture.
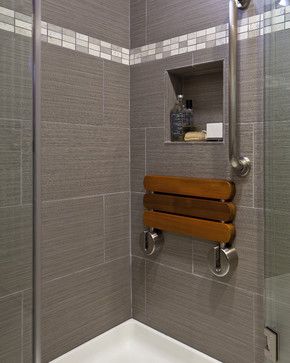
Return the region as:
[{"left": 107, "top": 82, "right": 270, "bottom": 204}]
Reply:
[{"left": 165, "top": 60, "right": 224, "bottom": 143}]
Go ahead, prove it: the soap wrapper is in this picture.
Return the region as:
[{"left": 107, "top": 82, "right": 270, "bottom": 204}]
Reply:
[{"left": 184, "top": 131, "right": 206, "bottom": 141}]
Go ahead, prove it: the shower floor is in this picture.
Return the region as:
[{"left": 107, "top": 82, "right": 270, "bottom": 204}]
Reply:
[{"left": 50, "top": 319, "right": 221, "bottom": 363}]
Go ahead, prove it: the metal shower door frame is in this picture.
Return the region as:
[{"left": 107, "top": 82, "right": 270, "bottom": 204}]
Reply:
[{"left": 32, "top": 0, "right": 42, "bottom": 362}]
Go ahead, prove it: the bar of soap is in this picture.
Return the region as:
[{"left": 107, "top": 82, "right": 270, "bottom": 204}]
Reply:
[{"left": 184, "top": 131, "right": 206, "bottom": 141}]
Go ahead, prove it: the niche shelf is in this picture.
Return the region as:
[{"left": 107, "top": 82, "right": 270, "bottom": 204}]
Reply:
[{"left": 165, "top": 60, "right": 225, "bottom": 144}]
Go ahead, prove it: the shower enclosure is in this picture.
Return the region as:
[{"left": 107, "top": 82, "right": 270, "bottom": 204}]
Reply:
[
  {"left": 264, "top": 1, "right": 290, "bottom": 362},
  {"left": 0, "top": 0, "right": 37, "bottom": 361},
  {"left": 1, "top": 0, "right": 290, "bottom": 362}
]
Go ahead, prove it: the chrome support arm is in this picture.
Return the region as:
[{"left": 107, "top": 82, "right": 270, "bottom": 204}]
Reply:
[{"left": 228, "top": 0, "right": 251, "bottom": 177}]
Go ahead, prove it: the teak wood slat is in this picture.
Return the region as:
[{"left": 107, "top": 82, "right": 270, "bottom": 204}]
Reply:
[
  {"left": 144, "top": 175, "right": 235, "bottom": 201},
  {"left": 144, "top": 210, "right": 235, "bottom": 244},
  {"left": 144, "top": 193, "right": 236, "bottom": 222}
]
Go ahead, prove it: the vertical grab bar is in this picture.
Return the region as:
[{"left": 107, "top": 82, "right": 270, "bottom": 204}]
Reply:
[{"left": 228, "top": 0, "right": 251, "bottom": 177}]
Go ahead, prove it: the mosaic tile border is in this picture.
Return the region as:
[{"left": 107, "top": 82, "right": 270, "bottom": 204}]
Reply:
[
  {"left": 0, "top": 6, "right": 290, "bottom": 66},
  {"left": 130, "top": 6, "right": 290, "bottom": 65},
  {"left": 0, "top": 6, "right": 130, "bottom": 65}
]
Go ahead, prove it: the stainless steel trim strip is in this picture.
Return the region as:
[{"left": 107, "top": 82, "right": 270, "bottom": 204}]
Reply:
[
  {"left": 228, "top": 0, "right": 251, "bottom": 177},
  {"left": 32, "top": 0, "right": 42, "bottom": 362}
]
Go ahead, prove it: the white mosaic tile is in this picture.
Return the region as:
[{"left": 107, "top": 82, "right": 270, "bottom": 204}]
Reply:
[
  {"left": 48, "top": 29, "right": 62, "bottom": 40},
  {"left": 196, "top": 43, "right": 206, "bottom": 50},
  {"left": 48, "top": 37, "right": 62, "bottom": 46},
  {"left": 89, "top": 49, "right": 100, "bottom": 57},
  {"left": 206, "top": 27, "right": 216, "bottom": 34},
  {"left": 63, "top": 41, "right": 76, "bottom": 50},
  {"left": 0, "top": 21, "right": 14, "bottom": 32},
  {"left": 15, "top": 19, "right": 32, "bottom": 30},
  {"left": 274, "top": 14, "right": 285, "bottom": 24},
  {"left": 15, "top": 27, "right": 31, "bottom": 37},
  {"left": 0, "top": 6, "right": 14, "bottom": 18},
  {"left": 272, "top": 23, "right": 285, "bottom": 32}
]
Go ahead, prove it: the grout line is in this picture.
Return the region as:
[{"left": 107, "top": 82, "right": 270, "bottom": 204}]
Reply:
[
  {"left": 20, "top": 121, "right": 23, "bottom": 206},
  {"left": 44, "top": 255, "right": 130, "bottom": 285},
  {"left": 252, "top": 123, "right": 256, "bottom": 208},
  {"left": 42, "top": 191, "right": 130, "bottom": 204},
  {"left": 144, "top": 258, "right": 147, "bottom": 317},
  {"left": 144, "top": 128, "right": 147, "bottom": 175},
  {"left": 0, "top": 289, "right": 30, "bottom": 301},
  {"left": 132, "top": 254, "right": 260, "bottom": 296},
  {"left": 191, "top": 238, "right": 194, "bottom": 274},
  {"left": 145, "top": 0, "right": 148, "bottom": 45},
  {"left": 103, "top": 195, "right": 106, "bottom": 263},
  {"left": 102, "top": 60, "right": 105, "bottom": 125},
  {"left": 252, "top": 295, "right": 257, "bottom": 362},
  {"left": 21, "top": 291, "right": 24, "bottom": 363},
  {"left": 42, "top": 120, "right": 130, "bottom": 130}
]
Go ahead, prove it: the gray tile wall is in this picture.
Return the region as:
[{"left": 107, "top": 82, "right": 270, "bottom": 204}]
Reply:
[
  {"left": 130, "top": 4, "right": 265, "bottom": 362},
  {"left": 42, "top": 0, "right": 130, "bottom": 48},
  {"left": 130, "top": 0, "right": 265, "bottom": 48},
  {"left": 0, "top": 1, "right": 271, "bottom": 362},
  {"left": 41, "top": 34, "right": 131, "bottom": 362},
  {"left": 264, "top": 29, "right": 290, "bottom": 363},
  {"left": 0, "top": 27, "right": 33, "bottom": 362}
]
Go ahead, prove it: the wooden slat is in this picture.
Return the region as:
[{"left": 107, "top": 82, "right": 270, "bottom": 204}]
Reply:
[
  {"left": 144, "top": 210, "right": 235, "bottom": 244},
  {"left": 144, "top": 175, "right": 235, "bottom": 201},
  {"left": 144, "top": 194, "right": 236, "bottom": 222}
]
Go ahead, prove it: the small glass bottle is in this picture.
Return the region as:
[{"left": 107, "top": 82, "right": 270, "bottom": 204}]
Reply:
[
  {"left": 170, "top": 95, "right": 186, "bottom": 141},
  {"left": 185, "top": 100, "right": 194, "bottom": 132}
]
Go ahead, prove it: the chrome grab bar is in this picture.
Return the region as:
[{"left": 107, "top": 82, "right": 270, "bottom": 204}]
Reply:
[{"left": 228, "top": 0, "right": 251, "bottom": 177}]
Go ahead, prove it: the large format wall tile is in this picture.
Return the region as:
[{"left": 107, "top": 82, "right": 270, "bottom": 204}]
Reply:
[
  {"left": 254, "top": 122, "right": 264, "bottom": 208},
  {"left": 130, "top": 0, "right": 147, "bottom": 48},
  {"left": 265, "top": 297, "right": 290, "bottom": 363},
  {"left": 104, "top": 193, "right": 130, "bottom": 261},
  {"left": 131, "top": 192, "right": 144, "bottom": 257},
  {"left": 0, "top": 151, "right": 20, "bottom": 207},
  {"left": 104, "top": 61, "right": 130, "bottom": 128},
  {"left": 131, "top": 0, "right": 264, "bottom": 47},
  {"left": 146, "top": 0, "right": 228, "bottom": 45},
  {"left": 42, "top": 257, "right": 131, "bottom": 362},
  {"left": 42, "top": 43, "right": 103, "bottom": 126},
  {"left": 0, "top": 0, "right": 32, "bottom": 14},
  {"left": 130, "top": 53, "right": 193, "bottom": 129},
  {"left": 130, "top": 128, "right": 146, "bottom": 193},
  {"left": 265, "top": 210, "right": 290, "bottom": 278},
  {"left": 130, "top": 15, "right": 264, "bottom": 361},
  {"left": 145, "top": 262, "right": 255, "bottom": 363},
  {"left": 42, "top": 122, "right": 130, "bottom": 200},
  {"left": 192, "top": 238, "right": 264, "bottom": 294},
  {"left": 265, "top": 121, "right": 290, "bottom": 212},
  {"left": 0, "top": 206, "right": 32, "bottom": 297},
  {"left": 0, "top": 31, "right": 32, "bottom": 122},
  {"left": 23, "top": 291, "right": 33, "bottom": 363},
  {"left": 42, "top": 197, "right": 104, "bottom": 282},
  {"left": 146, "top": 127, "right": 227, "bottom": 179},
  {"left": 254, "top": 294, "right": 265, "bottom": 363},
  {"left": 22, "top": 120, "right": 33, "bottom": 205},
  {"left": 238, "top": 37, "right": 264, "bottom": 125},
  {"left": 0, "top": 294, "right": 22, "bottom": 362},
  {"left": 265, "top": 30, "right": 290, "bottom": 123},
  {"left": 0, "top": 120, "right": 21, "bottom": 207},
  {"left": 132, "top": 256, "right": 146, "bottom": 322},
  {"left": 42, "top": 0, "right": 130, "bottom": 48}
]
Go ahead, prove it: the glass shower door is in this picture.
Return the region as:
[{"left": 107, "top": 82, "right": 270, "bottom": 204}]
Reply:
[
  {"left": 0, "top": 1, "right": 34, "bottom": 361},
  {"left": 264, "top": 1, "right": 290, "bottom": 362}
]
